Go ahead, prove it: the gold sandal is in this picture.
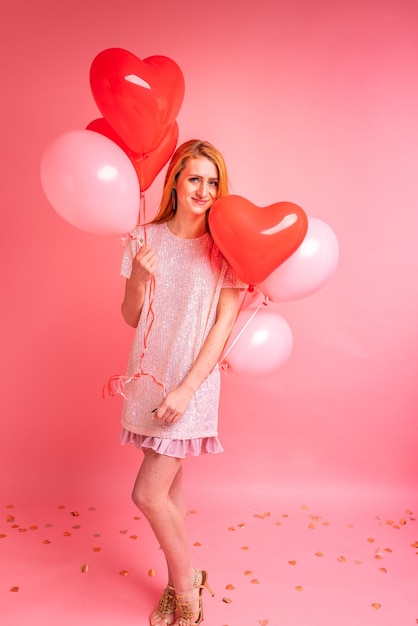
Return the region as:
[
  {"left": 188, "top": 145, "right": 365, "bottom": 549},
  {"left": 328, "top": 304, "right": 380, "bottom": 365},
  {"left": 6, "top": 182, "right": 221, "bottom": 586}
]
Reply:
[
  {"left": 174, "top": 569, "right": 214, "bottom": 625},
  {"left": 149, "top": 585, "right": 177, "bottom": 626}
]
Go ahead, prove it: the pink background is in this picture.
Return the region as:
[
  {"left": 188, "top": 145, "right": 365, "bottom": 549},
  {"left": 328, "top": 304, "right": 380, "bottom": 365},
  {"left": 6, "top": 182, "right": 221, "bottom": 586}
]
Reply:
[{"left": 1, "top": 1, "right": 418, "bottom": 624}]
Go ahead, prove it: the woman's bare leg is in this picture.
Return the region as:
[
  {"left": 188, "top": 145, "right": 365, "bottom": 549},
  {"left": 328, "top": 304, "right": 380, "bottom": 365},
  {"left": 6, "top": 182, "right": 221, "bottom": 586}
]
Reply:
[{"left": 132, "top": 450, "right": 195, "bottom": 594}]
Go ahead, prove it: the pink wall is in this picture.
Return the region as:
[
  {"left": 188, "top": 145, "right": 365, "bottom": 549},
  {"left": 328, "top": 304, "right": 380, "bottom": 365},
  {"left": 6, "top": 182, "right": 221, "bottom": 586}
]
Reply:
[{"left": 1, "top": 0, "right": 417, "bottom": 504}]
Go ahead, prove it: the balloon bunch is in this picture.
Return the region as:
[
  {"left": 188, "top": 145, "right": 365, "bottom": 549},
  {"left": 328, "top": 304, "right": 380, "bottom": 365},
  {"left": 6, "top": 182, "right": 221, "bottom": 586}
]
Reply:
[
  {"left": 40, "top": 48, "right": 185, "bottom": 235},
  {"left": 39, "top": 49, "right": 339, "bottom": 380},
  {"left": 208, "top": 196, "right": 339, "bottom": 376}
]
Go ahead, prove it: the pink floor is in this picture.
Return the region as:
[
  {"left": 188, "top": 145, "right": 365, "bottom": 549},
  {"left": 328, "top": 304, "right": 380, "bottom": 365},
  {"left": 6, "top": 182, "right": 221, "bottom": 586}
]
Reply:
[{"left": 2, "top": 483, "right": 417, "bottom": 626}]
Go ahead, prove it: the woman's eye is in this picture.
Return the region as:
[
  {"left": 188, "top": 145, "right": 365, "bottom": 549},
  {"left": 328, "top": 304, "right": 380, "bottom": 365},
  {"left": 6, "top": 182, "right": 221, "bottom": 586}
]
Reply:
[{"left": 209, "top": 180, "right": 218, "bottom": 187}]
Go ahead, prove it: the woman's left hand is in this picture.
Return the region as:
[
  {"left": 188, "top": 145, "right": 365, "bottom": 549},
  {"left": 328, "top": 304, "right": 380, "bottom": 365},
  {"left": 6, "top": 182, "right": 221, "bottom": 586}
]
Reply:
[{"left": 154, "top": 383, "right": 194, "bottom": 424}]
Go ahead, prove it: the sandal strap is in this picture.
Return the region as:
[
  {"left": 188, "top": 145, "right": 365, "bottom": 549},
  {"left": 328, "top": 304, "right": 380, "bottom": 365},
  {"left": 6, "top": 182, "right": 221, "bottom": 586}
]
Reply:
[
  {"left": 175, "top": 570, "right": 213, "bottom": 625},
  {"left": 157, "top": 585, "right": 176, "bottom": 614}
]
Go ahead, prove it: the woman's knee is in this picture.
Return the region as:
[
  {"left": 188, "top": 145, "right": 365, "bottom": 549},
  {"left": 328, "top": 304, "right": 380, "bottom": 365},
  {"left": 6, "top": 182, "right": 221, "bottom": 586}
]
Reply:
[
  {"left": 132, "top": 481, "right": 150, "bottom": 513},
  {"left": 132, "top": 481, "right": 164, "bottom": 517}
]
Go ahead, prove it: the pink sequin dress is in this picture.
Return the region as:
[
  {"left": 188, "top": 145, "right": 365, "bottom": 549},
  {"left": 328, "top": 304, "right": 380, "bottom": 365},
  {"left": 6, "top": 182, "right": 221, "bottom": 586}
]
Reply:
[{"left": 119, "top": 222, "right": 245, "bottom": 458}]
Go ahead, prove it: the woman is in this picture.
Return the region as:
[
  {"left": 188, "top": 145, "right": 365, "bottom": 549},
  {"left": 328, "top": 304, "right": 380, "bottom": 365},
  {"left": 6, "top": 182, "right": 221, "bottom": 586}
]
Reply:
[{"left": 119, "top": 139, "right": 245, "bottom": 625}]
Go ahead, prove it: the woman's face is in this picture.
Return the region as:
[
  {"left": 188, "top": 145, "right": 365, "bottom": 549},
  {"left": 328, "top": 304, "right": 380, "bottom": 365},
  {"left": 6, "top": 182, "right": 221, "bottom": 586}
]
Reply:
[{"left": 174, "top": 157, "right": 219, "bottom": 219}]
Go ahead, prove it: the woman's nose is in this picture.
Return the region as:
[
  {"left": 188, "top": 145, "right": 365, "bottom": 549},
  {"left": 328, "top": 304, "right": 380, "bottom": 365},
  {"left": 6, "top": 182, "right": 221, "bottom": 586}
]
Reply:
[{"left": 197, "top": 181, "right": 208, "bottom": 196}]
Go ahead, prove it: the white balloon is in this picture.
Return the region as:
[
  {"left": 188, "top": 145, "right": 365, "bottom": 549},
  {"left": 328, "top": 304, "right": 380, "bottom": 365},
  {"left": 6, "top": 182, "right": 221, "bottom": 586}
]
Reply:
[
  {"left": 221, "top": 307, "right": 293, "bottom": 376},
  {"left": 259, "top": 217, "right": 339, "bottom": 302}
]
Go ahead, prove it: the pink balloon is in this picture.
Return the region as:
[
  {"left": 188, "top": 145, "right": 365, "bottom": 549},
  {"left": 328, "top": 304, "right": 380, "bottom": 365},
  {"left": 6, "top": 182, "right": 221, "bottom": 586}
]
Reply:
[
  {"left": 40, "top": 130, "right": 140, "bottom": 235},
  {"left": 221, "top": 307, "right": 293, "bottom": 376},
  {"left": 259, "top": 217, "right": 339, "bottom": 302}
]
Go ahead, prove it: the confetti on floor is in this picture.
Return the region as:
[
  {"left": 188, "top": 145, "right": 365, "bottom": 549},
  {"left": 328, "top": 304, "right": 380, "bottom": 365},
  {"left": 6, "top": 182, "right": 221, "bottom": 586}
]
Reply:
[{"left": 1, "top": 490, "right": 417, "bottom": 626}]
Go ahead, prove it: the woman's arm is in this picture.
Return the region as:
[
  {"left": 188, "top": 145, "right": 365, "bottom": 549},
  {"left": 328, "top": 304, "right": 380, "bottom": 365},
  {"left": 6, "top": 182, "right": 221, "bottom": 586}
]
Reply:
[
  {"left": 121, "top": 244, "right": 157, "bottom": 327},
  {"left": 155, "top": 287, "right": 242, "bottom": 422}
]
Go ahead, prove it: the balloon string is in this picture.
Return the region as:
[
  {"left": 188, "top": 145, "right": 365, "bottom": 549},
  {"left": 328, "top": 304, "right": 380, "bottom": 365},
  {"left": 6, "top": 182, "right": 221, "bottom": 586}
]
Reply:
[
  {"left": 220, "top": 295, "right": 269, "bottom": 367},
  {"left": 103, "top": 368, "right": 166, "bottom": 400},
  {"left": 104, "top": 193, "right": 166, "bottom": 400}
]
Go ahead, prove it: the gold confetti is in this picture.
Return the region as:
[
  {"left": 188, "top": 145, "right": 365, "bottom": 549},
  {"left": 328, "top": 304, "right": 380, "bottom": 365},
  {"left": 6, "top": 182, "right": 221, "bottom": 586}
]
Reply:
[
  {"left": 10, "top": 587, "right": 19, "bottom": 593},
  {"left": 282, "top": 513, "right": 289, "bottom": 518},
  {"left": 88, "top": 507, "right": 96, "bottom": 511},
  {"left": 337, "top": 556, "right": 346, "bottom": 563},
  {"left": 315, "top": 551, "right": 323, "bottom": 557},
  {"left": 6, "top": 504, "right": 14, "bottom": 508},
  {"left": 222, "top": 597, "right": 232, "bottom": 603},
  {"left": 0, "top": 533, "right": 6, "bottom": 539},
  {"left": 288, "top": 560, "right": 297, "bottom": 566},
  {"left": 129, "top": 535, "right": 138, "bottom": 540},
  {"left": 45, "top": 523, "right": 53, "bottom": 528},
  {"left": 275, "top": 522, "right": 282, "bottom": 526},
  {"left": 399, "top": 519, "right": 407, "bottom": 525},
  {"left": 294, "top": 585, "right": 304, "bottom": 592},
  {"left": 309, "top": 515, "right": 322, "bottom": 521},
  {"left": 386, "top": 519, "right": 394, "bottom": 526},
  {"left": 148, "top": 569, "right": 156, "bottom": 577},
  {"left": 301, "top": 505, "right": 309, "bottom": 510},
  {"left": 264, "top": 512, "right": 271, "bottom": 517},
  {"left": 58, "top": 504, "right": 66, "bottom": 509},
  {"left": 384, "top": 548, "right": 392, "bottom": 553},
  {"left": 133, "top": 516, "right": 140, "bottom": 520},
  {"left": 92, "top": 546, "right": 101, "bottom": 552},
  {"left": 225, "top": 584, "right": 235, "bottom": 590},
  {"left": 244, "top": 571, "right": 253, "bottom": 576},
  {"left": 237, "top": 523, "right": 245, "bottom": 528},
  {"left": 119, "top": 530, "right": 128, "bottom": 534},
  {"left": 354, "top": 560, "right": 362, "bottom": 565},
  {"left": 119, "top": 570, "right": 129, "bottom": 576},
  {"left": 411, "top": 541, "right": 418, "bottom": 549},
  {"left": 189, "top": 509, "right": 197, "bottom": 514},
  {"left": 251, "top": 579, "right": 260, "bottom": 584},
  {"left": 254, "top": 514, "right": 265, "bottom": 519},
  {"left": 29, "top": 525, "right": 38, "bottom": 531},
  {"left": 347, "top": 523, "right": 354, "bottom": 528},
  {"left": 379, "top": 568, "right": 387, "bottom": 573},
  {"left": 322, "top": 521, "right": 330, "bottom": 526},
  {"left": 367, "top": 538, "right": 375, "bottom": 543},
  {"left": 374, "top": 555, "right": 383, "bottom": 560},
  {"left": 308, "top": 523, "right": 316, "bottom": 529},
  {"left": 63, "top": 531, "right": 71, "bottom": 537},
  {"left": 371, "top": 603, "right": 381, "bottom": 610},
  {"left": 93, "top": 531, "right": 101, "bottom": 537},
  {"left": 43, "top": 540, "right": 51, "bottom": 545},
  {"left": 18, "top": 528, "right": 27, "bottom": 533},
  {"left": 71, "top": 511, "right": 80, "bottom": 517},
  {"left": 228, "top": 526, "right": 236, "bottom": 531},
  {"left": 258, "top": 620, "right": 269, "bottom": 626},
  {"left": 6, "top": 515, "right": 15, "bottom": 523},
  {"left": 193, "top": 542, "right": 202, "bottom": 547},
  {"left": 72, "top": 525, "right": 81, "bottom": 530},
  {"left": 81, "top": 564, "right": 89, "bottom": 573},
  {"left": 241, "top": 546, "right": 249, "bottom": 550}
]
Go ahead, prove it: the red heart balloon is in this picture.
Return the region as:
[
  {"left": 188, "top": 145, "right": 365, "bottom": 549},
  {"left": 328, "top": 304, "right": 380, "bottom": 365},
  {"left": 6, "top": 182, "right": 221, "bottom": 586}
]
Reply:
[
  {"left": 90, "top": 48, "right": 184, "bottom": 155},
  {"left": 209, "top": 196, "right": 308, "bottom": 284},
  {"left": 86, "top": 118, "right": 179, "bottom": 191}
]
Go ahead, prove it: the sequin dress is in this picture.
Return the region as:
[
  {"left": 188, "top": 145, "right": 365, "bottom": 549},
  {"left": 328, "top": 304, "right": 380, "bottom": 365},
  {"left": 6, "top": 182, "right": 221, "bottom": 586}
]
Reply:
[{"left": 119, "top": 222, "right": 245, "bottom": 458}]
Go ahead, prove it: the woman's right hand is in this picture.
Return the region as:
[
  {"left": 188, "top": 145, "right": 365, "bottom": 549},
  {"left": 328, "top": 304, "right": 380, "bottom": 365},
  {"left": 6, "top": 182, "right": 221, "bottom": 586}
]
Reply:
[
  {"left": 131, "top": 244, "right": 157, "bottom": 283},
  {"left": 121, "top": 244, "right": 157, "bottom": 327}
]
